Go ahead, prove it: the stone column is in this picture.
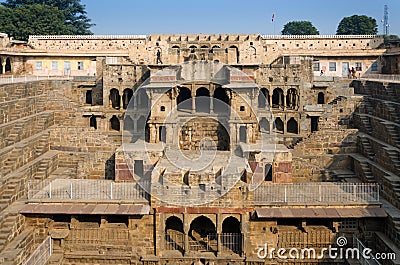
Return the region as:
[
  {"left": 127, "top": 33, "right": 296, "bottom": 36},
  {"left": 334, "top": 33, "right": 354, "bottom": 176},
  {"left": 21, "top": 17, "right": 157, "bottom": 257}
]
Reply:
[
  {"left": 269, "top": 95, "right": 272, "bottom": 109},
  {"left": 191, "top": 90, "right": 196, "bottom": 114},
  {"left": 183, "top": 214, "right": 190, "bottom": 255},
  {"left": 283, "top": 117, "right": 287, "bottom": 134},
  {"left": 283, "top": 92, "right": 287, "bottom": 110},
  {"left": 230, "top": 124, "right": 236, "bottom": 150},
  {"left": 156, "top": 213, "right": 165, "bottom": 256},
  {"left": 1, "top": 61, "right": 5, "bottom": 75},
  {"left": 133, "top": 119, "right": 138, "bottom": 133},
  {"left": 216, "top": 214, "right": 222, "bottom": 256},
  {"left": 240, "top": 214, "right": 247, "bottom": 257}
]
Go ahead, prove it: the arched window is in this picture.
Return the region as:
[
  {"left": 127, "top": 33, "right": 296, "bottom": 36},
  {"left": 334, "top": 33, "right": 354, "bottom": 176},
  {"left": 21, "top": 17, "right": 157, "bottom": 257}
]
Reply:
[
  {"left": 222, "top": 217, "right": 242, "bottom": 254},
  {"left": 213, "top": 87, "right": 230, "bottom": 114},
  {"left": 177, "top": 87, "right": 191, "bottom": 111},
  {"left": 287, "top": 117, "right": 298, "bottom": 134},
  {"left": 258, "top": 88, "right": 269, "bottom": 108},
  {"left": 122, "top": 88, "right": 133, "bottom": 109},
  {"left": 195, "top": 87, "right": 210, "bottom": 113},
  {"left": 5, "top": 58, "right": 11, "bottom": 73},
  {"left": 165, "top": 216, "right": 184, "bottom": 253},
  {"left": 274, "top": 118, "right": 284, "bottom": 133},
  {"left": 109, "top": 89, "right": 120, "bottom": 109},
  {"left": 110, "top": 115, "right": 120, "bottom": 131},
  {"left": 259, "top": 118, "right": 270, "bottom": 133},
  {"left": 189, "top": 216, "right": 216, "bottom": 242},
  {"left": 286, "top": 88, "right": 297, "bottom": 109},
  {"left": 89, "top": 115, "right": 97, "bottom": 130},
  {"left": 272, "top": 88, "right": 284, "bottom": 109}
]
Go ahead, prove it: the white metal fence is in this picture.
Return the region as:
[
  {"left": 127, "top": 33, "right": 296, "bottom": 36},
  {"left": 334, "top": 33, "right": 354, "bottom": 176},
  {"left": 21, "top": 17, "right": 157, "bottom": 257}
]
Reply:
[
  {"left": 22, "top": 236, "right": 52, "bottom": 265},
  {"left": 353, "top": 236, "right": 382, "bottom": 265},
  {"left": 28, "top": 179, "right": 149, "bottom": 202},
  {"left": 254, "top": 183, "right": 379, "bottom": 205},
  {"left": 361, "top": 74, "right": 400, "bottom": 83},
  {"left": 0, "top": 75, "right": 69, "bottom": 84}
]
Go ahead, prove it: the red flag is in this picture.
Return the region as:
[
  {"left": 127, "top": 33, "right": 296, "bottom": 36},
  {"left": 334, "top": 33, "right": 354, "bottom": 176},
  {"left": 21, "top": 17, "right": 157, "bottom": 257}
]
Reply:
[{"left": 272, "top": 13, "right": 275, "bottom": 22}]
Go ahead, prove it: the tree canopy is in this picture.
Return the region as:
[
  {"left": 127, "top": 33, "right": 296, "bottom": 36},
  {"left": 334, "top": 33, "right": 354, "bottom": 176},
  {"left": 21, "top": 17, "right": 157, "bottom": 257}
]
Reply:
[
  {"left": 281, "top": 21, "right": 319, "bottom": 35},
  {"left": 0, "top": 0, "right": 93, "bottom": 40},
  {"left": 336, "top": 15, "right": 378, "bottom": 35}
]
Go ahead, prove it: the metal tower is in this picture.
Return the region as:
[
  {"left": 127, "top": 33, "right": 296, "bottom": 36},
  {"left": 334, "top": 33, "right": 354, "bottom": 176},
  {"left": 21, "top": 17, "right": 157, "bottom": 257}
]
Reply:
[{"left": 383, "top": 5, "right": 389, "bottom": 35}]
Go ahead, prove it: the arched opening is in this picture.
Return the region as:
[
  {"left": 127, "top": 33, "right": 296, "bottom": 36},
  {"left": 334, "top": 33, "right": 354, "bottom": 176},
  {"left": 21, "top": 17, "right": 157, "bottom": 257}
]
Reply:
[
  {"left": 5, "top": 58, "right": 11, "bottom": 73},
  {"left": 286, "top": 88, "right": 297, "bottom": 109},
  {"left": 239, "top": 126, "right": 247, "bottom": 143},
  {"left": 137, "top": 116, "right": 147, "bottom": 135},
  {"left": 213, "top": 87, "right": 230, "bottom": 114},
  {"left": 89, "top": 115, "right": 97, "bottom": 130},
  {"left": 85, "top": 90, "right": 92, "bottom": 105},
  {"left": 189, "top": 216, "right": 216, "bottom": 252},
  {"left": 265, "top": 164, "right": 273, "bottom": 181},
  {"left": 272, "top": 88, "right": 284, "bottom": 109},
  {"left": 159, "top": 126, "right": 166, "bottom": 143},
  {"left": 122, "top": 88, "right": 133, "bottom": 109},
  {"left": 217, "top": 123, "right": 230, "bottom": 151},
  {"left": 109, "top": 89, "right": 121, "bottom": 109},
  {"left": 124, "top": 115, "right": 134, "bottom": 133},
  {"left": 222, "top": 217, "right": 242, "bottom": 254},
  {"left": 110, "top": 115, "right": 120, "bottom": 131},
  {"left": 210, "top": 45, "right": 220, "bottom": 53},
  {"left": 287, "top": 118, "right": 298, "bottom": 134},
  {"left": 311, "top": 116, "right": 319, "bottom": 132},
  {"left": 177, "top": 87, "right": 192, "bottom": 111},
  {"left": 318, "top": 92, "right": 325, "bottom": 104},
  {"left": 196, "top": 87, "right": 210, "bottom": 113},
  {"left": 229, "top": 45, "right": 239, "bottom": 63},
  {"left": 165, "top": 216, "right": 184, "bottom": 253},
  {"left": 259, "top": 118, "right": 270, "bottom": 133},
  {"left": 137, "top": 89, "right": 149, "bottom": 108},
  {"left": 222, "top": 217, "right": 241, "bottom": 233},
  {"left": 258, "top": 88, "right": 269, "bottom": 108},
  {"left": 274, "top": 118, "right": 284, "bottom": 134}
]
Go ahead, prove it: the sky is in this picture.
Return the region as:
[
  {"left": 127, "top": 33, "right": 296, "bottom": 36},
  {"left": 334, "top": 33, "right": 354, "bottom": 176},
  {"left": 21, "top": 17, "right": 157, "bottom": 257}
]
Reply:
[{"left": 82, "top": 0, "right": 400, "bottom": 36}]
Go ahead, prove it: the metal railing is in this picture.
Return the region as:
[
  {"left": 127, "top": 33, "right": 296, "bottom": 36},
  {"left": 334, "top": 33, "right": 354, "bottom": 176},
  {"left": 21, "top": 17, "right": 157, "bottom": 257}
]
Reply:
[
  {"left": 27, "top": 179, "right": 149, "bottom": 202},
  {"left": 22, "top": 236, "right": 52, "bottom": 265},
  {"left": 278, "top": 231, "right": 336, "bottom": 249},
  {"left": 353, "top": 236, "right": 381, "bottom": 265},
  {"left": 68, "top": 228, "right": 130, "bottom": 244},
  {"left": 261, "top": 35, "right": 379, "bottom": 39},
  {"left": 254, "top": 183, "right": 379, "bottom": 205},
  {"left": 165, "top": 232, "right": 184, "bottom": 252},
  {"left": 0, "top": 75, "right": 69, "bottom": 84},
  {"left": 361, "top": 74, "right": 400, "bottom": 83}
]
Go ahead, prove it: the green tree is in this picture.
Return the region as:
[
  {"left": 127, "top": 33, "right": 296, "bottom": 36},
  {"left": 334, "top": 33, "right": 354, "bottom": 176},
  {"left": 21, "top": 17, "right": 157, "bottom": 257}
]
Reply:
[
  {"left": 281, "top": 21, "right": 319, "bottom": 35},
  {"left": 0, "top": 4, "right": 72, "bottom": 40},
  {"left": 336, "top": 15, "right": 378, "bottom": 35},
  {"left": 2, "top": 0, "right": 93, "bottom": 35}
]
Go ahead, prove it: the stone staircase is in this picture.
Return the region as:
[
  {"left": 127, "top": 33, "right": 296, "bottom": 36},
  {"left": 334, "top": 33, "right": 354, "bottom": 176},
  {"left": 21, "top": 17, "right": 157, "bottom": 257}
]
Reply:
[
  {"left": 358, "top": 161, "right": 376, "bottom": 183},
  {"left": 386, "top": 124, "right": 400, "bottom": 149},
  {"left": 358, "top": 136, "right": 375, "bottom": 160}
]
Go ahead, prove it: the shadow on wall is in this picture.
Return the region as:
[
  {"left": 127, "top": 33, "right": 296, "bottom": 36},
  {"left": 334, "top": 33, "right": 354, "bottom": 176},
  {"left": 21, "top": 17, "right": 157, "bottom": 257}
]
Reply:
[{"left": 105, "top": 154, "right": 115, "bottom": 180}]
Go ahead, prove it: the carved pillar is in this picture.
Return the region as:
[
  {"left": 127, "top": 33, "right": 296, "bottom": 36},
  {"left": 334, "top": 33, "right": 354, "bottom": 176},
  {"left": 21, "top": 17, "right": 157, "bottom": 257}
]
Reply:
[
  {"left": 283, "top": 92, "right": 287, "bottom": 110},
  {"left": 191, "top": 90, "right": 196, "bottom": 114},
  {"left": 183, "top": 214, "right": 190, "bottom": 255},
  {"left": 269, "top": 94, "right": 272, "bottom": 109},
  {"left": 216, "top": 214, "right": 222, "bottom": 256},
  {"left": 1, "top": 62, "right": 5, "bottom": 75}
]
